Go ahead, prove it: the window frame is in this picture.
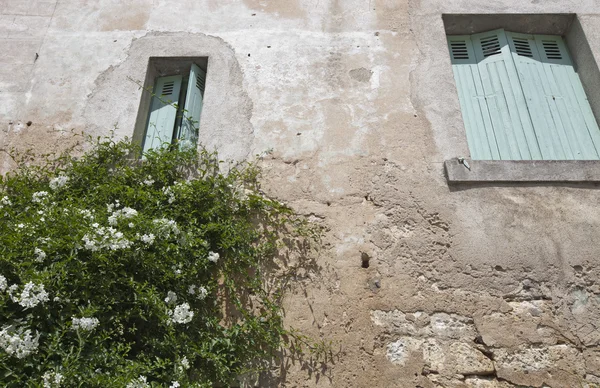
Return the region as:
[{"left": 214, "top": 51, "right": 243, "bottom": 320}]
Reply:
[{"left": 442, "top": 14, "right": 600, "bottom": 183}]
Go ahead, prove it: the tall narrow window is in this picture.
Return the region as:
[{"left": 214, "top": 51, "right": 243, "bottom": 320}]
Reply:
[
  {"left": 143, "top": 64, "right": 207, "bottom": 153},
  {"left": 448, "top": 29, "right": 600, "bottom": 160}
]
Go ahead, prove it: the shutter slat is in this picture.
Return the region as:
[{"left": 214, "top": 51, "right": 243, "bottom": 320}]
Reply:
[{"left": 143, "top": 75, "right": 183, "bottom": 153}]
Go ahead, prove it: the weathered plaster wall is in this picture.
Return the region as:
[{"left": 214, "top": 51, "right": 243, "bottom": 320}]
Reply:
[{"left": 1, "top": 0, "right": 600, "bottom": 387}]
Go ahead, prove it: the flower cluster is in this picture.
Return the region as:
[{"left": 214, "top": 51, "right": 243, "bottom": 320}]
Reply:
[
  {"left": 78, "top": 209, "right": 95, "bottom": 220},
  {"left": 162, "top": 186, "right": 176, "bottom": 204},
  {"left": 82, "top": 224, "right": 132, "bottom": 251},
  {"left": 164, "top": 291, "right": 177, "bottom": 305},
  {"left": 0, "top": 326, "right": 40, "bottom": 358},
  {"left": 32, "top": 191, "right": 49, "bottom": 203},
  {"left": 168, "top": 303, "right": 194, "bottom": 324},
  {"left": 153, "top": 218, "right": 180, "bottom": 237},
  {"left": 143, "top": 176, "right": 155, "bottom": 186},
  {"left": 208, "top": 251, "right": 220, "bottom": 263},
  {"left": 126, "top": 375, "right": 150, "bottom": 388},
  {"left": 42, "top": 370, "right": 64, "bottom": 388},
  {"left": 0, "top": 275, "right": 6, "bottom": 291},
  {"left": 0, "top": 196, "right": 11, "bottom": 209},
  {"left": 8, "top": 282, "right": 49, "bottom": 309},
  {"left": 34, "top": 248, "right": 46, "bottom": 263},
  {"left": 71, "top": 317, "right": 100, "bottom": 331},
  {"left": 140, "top": 233, "right": 155, "bottom": 245},
  {"left": 188, "top": 285, "right": 208, "bottom": 300},
  {"left": 108, "top": 206, "right": 138, "bottom": 226},
  {"left": 49, "top": 175, "right": 69, "bottom": 191}
]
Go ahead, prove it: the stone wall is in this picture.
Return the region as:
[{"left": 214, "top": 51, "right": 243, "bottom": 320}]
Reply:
[{"left": 1, "top": 0, "right": 600, "bottom": 387}]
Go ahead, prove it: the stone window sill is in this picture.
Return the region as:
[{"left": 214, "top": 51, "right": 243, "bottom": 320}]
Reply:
[{"left": 444, "top": 159, "right": 600, "bottom": 183}]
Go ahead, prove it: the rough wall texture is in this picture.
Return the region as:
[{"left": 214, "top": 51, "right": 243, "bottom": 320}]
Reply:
[{"left": 1, "top": 0, "right": 600, "bottom": 387}]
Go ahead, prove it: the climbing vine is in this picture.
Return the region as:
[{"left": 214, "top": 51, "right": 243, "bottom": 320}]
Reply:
[{"left": 0, "top": 138, "right": 319, "bottom": 387}]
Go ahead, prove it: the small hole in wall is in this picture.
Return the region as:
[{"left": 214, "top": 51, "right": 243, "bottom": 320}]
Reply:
[
  {"left": 361, "top": 252, "right": 370, "bottom": 268},
  {"left": 494, "top": 265, "right": 505, "bottom": 272},
  {"left": 573, "top": 265, "right": 583, "bottom": 272}
]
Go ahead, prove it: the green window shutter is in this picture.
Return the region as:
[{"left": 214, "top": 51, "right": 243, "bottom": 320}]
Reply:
[
  {"left": 177, "top": 64, "right": 206, "bottom": 151},
  {"left": 143, "top": 75, "right": 183, "bottom": 153},
  {"left": 448, "top": 35, "right": 500, "bottom": 160},
  {"left": 531, "top": 35, "right": 600, "bottom": 159},
  {"left": 471, "top": 29, "right": 541, "bottom": 160},
  {"left": 506, "top": 32, "right": 567, "bottom": 159}
]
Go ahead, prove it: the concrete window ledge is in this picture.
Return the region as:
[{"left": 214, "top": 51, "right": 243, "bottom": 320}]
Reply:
[{"left": 444, "top": 159, "right": 600, "bottom": 183}]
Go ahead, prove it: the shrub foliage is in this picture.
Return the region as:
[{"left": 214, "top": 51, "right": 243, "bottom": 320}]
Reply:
[{"left": 0, "top": 139, "right": 315, "bottom": 387}]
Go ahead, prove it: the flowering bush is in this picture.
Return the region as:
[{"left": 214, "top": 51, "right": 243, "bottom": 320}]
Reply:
[{"left": 0, "top": 139, "right": 317, "bottom": 387}]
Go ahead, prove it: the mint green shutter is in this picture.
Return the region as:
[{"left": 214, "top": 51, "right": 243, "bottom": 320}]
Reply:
[
  {"left": 448, "top": 35, "right": 499, "bottom": 160},
  {"left": 178, "top": 64, "right": 206, "bottom": 151},
  {"left": 471, "top": 29, "right": 541, "bottom": 160},
  {"left": 143, "top": 75, "right": 183, "bottom": 153},
  {"left": 532, "top": 35, "right": 600, "bottom": 159}
]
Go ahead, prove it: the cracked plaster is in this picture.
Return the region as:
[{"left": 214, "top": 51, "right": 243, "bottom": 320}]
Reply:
[{"left": 1, "top": 0, "right": 600, "bottom": 387}]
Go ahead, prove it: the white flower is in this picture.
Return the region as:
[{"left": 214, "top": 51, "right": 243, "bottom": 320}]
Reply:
[
  {"left": 34, "top": 248, "right": 46, "bottom": 263},
  {"left": 197, "top": 286, "right": 208, "bottom": 300},
  {"left": 208, "top": 251, "right": 220, "bottom": 263},
  {"left": 164, "top": 291, "right": 177, "bottom": 305},
  {"left": 82, "top": 225, "right": 132, "bottom": 252},
  {"left": 169, "top": 382, "right": 180, "bottom": 388},
  {"left": 17, "top": 223, "right": 24, "bottom": 229},
  {"left": 17, "top": 282, "right": 49, "bottom": 309},
  {"left": 7, "top": 284, "right": 18, "bottom": 301},
  {"left": 0, "top": 196, "right": 11, "bottom": 207},
  {"left": 0, "top": 326, "right": 40, "bottom": 358},
  {"left": 168, "top": 303, "right": 194, "bottom": 324},
  {"left": 140, "top": 233, "right": 155, "bottom": 244},
  {"left": 162, "top": 187, "right": 176, "bottom": 204},
  {"left": 180, "top": 356, "right": 190, "bottom": 370},
  {"left": 143, "top": 176, "right": 155, "bottom": 186},
  {"left": 42, "top": 370, "right": 63, "bottom": 388},
  {"left": 32, "top": 191, "right": 49, "bottom": 203},
  {"left": 0, "top": 275, "right": 6, "bottom": 292},
  {"left": 188, "top": 285, "right": 208, "bottom": 300},
  {"left": 71, "top": 317, "right": 99, "bottom": 331},
  {"left": 153, "top": 218, "right": 180, "bottom": 237},
  {"left": 108, "top": 206, "right": 138, "bottom": 226},
  {"left": 78, "top": 209, "right": 94, "bottom": 220},
  {"left": 49, "top": 175, "right": 69, "bottom": 191},
  {"left": 128, "top": 222, "right": 134, "bottom": 228},
  {"left": 126, "top": 375, "right": 150, "bottom": 388}
]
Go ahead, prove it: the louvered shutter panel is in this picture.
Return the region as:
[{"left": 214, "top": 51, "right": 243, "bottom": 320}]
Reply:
[
  {"left": 531, "top": 35, "right": 600, "bottom": 159},
  {"left": 448, "top": 35, "right": 499, "bottom": 160},
  {"left": 471, "top": 29, "right": 541, "bottom": 160},
  {"left": 177, "top": 64, "right": 206, "bottom": 151},
  {"left": 506, "top": 32, "right": 567, "bottom": 159},
  {"left": 143, "top": 75, "right": 183, "bottom": 153}
]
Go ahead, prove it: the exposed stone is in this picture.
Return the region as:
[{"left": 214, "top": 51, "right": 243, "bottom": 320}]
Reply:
[
  {"left": 430, "top": 313, "right": 477, "bottom": 341},
  {"left": 372, "top": 309, "right": 476, "bottom": 340},
  {"left": 475, "top": 300, "right": 559, "bottom": 348},
  {"left": 464, "top": 377, "right": 516, "bottom": 388},
  {"left": 494, "top": 345, "right": 585, "bottom": 387},
  {"left": 386, "top": 337, "right": 493, "bottom": 377},
  {"left": 386, "top": 337, "right": 423, "bottom": 366}
]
